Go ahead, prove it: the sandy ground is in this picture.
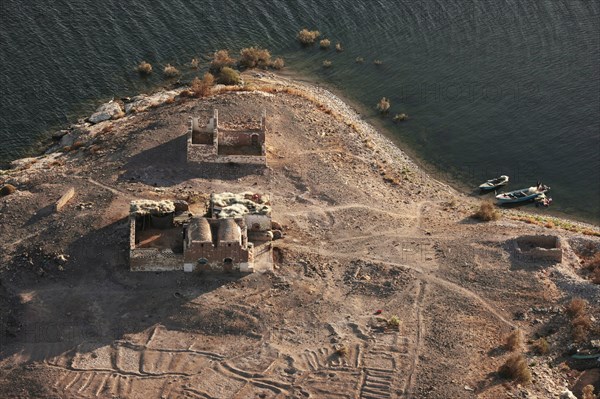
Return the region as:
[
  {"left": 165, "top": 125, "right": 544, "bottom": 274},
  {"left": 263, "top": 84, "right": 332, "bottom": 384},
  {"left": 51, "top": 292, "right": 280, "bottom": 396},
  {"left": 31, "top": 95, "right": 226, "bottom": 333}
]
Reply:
[{"left": 0, "top": 72, "right": 599, "bottom": 399}]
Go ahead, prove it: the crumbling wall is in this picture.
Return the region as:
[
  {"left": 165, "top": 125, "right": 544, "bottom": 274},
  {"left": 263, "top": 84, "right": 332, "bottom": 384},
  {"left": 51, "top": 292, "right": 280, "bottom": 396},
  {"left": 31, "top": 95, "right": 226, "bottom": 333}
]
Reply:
[
  {"left": 187, "top": 109, "right": 266, "bottom": 165},
  {"left": 130, "top": 249, "right": 183, "bottom": 271},
  {"left": 514, "top": 235, "right": 563, "bottom": 262}
]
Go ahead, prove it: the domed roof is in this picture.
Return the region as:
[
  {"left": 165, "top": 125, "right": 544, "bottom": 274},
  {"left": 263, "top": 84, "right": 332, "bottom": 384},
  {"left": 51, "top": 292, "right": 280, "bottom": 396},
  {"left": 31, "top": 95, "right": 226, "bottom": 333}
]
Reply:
[{"left": 217, "top": 218, "right": 241, "bottom": 244}]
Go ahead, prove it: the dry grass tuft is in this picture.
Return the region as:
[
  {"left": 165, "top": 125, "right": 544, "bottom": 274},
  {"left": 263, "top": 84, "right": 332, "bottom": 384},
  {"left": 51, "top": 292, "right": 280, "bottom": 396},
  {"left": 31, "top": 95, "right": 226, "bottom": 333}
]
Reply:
[
  {"left": 271, "top": 57, "right": 285, "bottom": 70},
  {"left": 319, "top": 39, "right": 331, "bottom": 49},
  {"left": 190, "top": 72, "right": 215, "bottom": 98},
  {"left": 472, "top": 201, "right": 500, "bottom": 221},
  {"left": 239, "top": 47, "right": 271, "bottom": 69},
  {"left": 335, "top": 345, "right": 348, "bottom": 357},
  {"left": 531, "top": 337, "right": 549, "bottom": 355},
  {"left": 505, "top": 329, "right": 523, "bottom": 351},
  {"left": 376, "top": 97, "right": 390, "bottom": 114},
  {"left": 136, "top": 61, "right": 153, "bottom": 75},
  {"left": 498, "top": 354, "right": 531, "bottom": 384},
  {"left": 583, "top": 385, "right": 597, "bottom": 399},
  {"left": 163, "top": 64, "right": 180, "bottom": 78},
  {"left": 297, "top": 29, "right": 320, "bottom": 45},
  {"left": 210, "top": 49, "right": 235, "bottom": 71},
  {"left": 566, "top": 298, "right": 587, "bottom": 317},
  {"left": 393, "top": 113, "right": 408, "bottom": 122}
]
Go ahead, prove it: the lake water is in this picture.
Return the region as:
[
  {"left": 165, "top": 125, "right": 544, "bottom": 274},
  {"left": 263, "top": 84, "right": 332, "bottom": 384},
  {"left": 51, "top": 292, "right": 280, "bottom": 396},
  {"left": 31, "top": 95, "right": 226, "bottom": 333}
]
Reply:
[{"left": 1, "top": 0, "right": 598, "bottom": 221}]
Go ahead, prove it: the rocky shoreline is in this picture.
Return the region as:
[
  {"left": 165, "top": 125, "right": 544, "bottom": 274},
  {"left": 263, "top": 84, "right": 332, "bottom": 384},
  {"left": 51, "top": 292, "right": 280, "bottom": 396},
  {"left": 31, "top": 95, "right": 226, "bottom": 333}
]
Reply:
[{"left": 5, "top": 71, "right": 597, "bottom": 234}]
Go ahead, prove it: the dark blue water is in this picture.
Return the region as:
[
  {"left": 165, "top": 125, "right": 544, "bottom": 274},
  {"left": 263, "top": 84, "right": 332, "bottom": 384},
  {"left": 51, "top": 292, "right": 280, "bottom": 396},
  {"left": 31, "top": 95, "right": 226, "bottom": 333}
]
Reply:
[{"left": 1, "top": 0, "right": 598, "bottom": 222}]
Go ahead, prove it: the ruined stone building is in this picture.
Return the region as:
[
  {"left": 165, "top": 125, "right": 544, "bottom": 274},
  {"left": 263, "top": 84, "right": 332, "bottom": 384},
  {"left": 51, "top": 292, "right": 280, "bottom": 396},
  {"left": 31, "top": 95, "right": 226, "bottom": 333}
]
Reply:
[
  {"left": 186, "top": 109, "right": 267, "bottom": 165},
  {"left": 129, "top": 193, "right": 273, "bottom": 273}
]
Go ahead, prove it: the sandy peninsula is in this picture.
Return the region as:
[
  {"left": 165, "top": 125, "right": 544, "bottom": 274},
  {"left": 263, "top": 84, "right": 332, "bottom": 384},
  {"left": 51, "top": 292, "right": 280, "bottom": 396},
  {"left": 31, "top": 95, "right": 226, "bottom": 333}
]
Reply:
[{"left": 0, "top": 71, "right": 598, "bottom": 398}]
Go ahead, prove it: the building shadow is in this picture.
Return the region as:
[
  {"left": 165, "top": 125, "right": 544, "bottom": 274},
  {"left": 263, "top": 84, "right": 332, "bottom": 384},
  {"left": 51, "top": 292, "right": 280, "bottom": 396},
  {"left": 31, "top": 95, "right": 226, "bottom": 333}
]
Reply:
[
  {"left": 0, "top": 217, "right": 245, "bottom": 364},
  {"left": 118, "top": 135, "right": 267, "bottom": 186}
]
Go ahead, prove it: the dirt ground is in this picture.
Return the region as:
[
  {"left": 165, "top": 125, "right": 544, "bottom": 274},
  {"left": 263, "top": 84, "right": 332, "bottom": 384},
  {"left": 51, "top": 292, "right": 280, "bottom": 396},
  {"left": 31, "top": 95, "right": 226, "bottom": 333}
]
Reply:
[{"left": 0, "top": 73, "right": 599, "bottom": 398}]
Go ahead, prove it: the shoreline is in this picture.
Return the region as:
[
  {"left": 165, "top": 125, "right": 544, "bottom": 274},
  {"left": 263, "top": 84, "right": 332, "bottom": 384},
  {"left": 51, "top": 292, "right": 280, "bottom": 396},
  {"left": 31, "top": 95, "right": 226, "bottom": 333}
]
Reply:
[
  {"left": 266, "top": 69, "right": 599, "bottom": 226},
  {"left": 2, "top": 71, "right": 599, "bottom": 232}
]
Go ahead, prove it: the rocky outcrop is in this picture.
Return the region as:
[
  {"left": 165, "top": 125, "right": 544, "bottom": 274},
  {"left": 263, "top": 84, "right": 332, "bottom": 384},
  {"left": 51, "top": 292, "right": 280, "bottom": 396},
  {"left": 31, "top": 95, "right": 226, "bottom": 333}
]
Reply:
[
  {"left": 88, "top": 101, "right": 124, "bottom": 124},
  {"left": 124, "top": 89, "right": 184, "bottom": 114}
]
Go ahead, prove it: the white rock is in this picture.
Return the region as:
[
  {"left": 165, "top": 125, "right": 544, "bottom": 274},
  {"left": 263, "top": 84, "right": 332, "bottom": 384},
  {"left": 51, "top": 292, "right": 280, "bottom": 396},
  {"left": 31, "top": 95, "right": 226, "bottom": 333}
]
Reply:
[
  {"left": 559, "top": 390, "right": 577, "bottom": 399},
  {"left": 89, "top": 101, "right": 124, "bottom": 124}
]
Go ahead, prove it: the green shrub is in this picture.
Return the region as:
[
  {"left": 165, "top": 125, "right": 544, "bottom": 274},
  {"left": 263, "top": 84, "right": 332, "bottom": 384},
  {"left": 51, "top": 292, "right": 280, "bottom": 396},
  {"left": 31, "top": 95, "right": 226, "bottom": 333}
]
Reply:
[
  {"left": 136, "top": 61, "right": 153, "bottom": 75},
  {"left": 472, "top": 201, "right": 500, "bottom": 221},
  {"left": 219, "top": 67, "right": 241, "bottom": 85},
  {"left": 239, "top": 47, "right": 271, "bottom": 69},
  {"left": 499, "top": 354, "right": 531, "bottom": 384},
  {"left": 210, "top": 49, "right": 235, "bottom": 71},
  {"left": 319, "top": 39, "right": 331, "bottom": 49},
  {"left": 297, "top": 29, "right": 320, "bottom": 45},
  {"left": 387, "top": 315, "right": 401, "bottom": 329},
  {"left": 163, "top": 64, "right": 180, "bottom": 78}
]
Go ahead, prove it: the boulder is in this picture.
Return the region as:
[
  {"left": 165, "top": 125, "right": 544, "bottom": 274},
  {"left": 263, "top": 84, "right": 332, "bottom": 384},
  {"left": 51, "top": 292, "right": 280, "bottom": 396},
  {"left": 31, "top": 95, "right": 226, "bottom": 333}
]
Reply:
[
  {"left": 89, "top": 101, "right": 124, "bottom": 124},
  {"left": 559, "top": 390, "right": 577, "bottom": 399}
]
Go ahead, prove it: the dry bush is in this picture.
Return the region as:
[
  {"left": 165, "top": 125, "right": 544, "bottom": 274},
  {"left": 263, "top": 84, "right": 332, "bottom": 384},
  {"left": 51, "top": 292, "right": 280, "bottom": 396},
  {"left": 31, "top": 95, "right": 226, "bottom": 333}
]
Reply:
[
  {"left": 190, "top": 58, "right": 200, "bottom": 69},
  {"left": 0, "top": 184, "right": 16, "bottom": 197},
  {"left": 472, "top": 201, "right": 500, "bottom": 221},
  {"left": 335, "top": 42, "right": 343, "bottom": 52},
  {"left": 583, "top": 385, "right": 597, "bottom": 399},
  {"left": 544, "top": 221, "right": 555, "bottom": 229},
  {"left": 163, "top": 64, "right": 180, "bottom": 78},
  {"left": 322, "top": 60, "right": 332, "bottom": 68},
  {"left": 219, "top": 67, "right": 241, "bottom": 85},
  {"left": 210, "top": 49, "right": 235, "bottom": 71},
  {"left": 319, "top": 39, "right": 331, "bottom": 49},
  {"left": 335, "top": 345, "right": 348, "bottom": 357},
  {"left": 190, "top": 72, "right": 215, "bottom": 97},
  {"left": 566, "top": 298, "right": 587, "bottom": 317},
  {"left": 376, "top": 97, "right": 390, "bottom": 114},
  {"left": 572, "top": 314, "right": 592, "bottom": 343},
  {"left": 499, "top": 354, "right": 531, "bottom": 384},
  {"left": 297, "top": 29, "right": 320, "bottom": 45},
  {"left": 505, "top": 329, "right": 523, "bottom": 351},
  {"left": 271, "top": 57, "right": 285, "bottom": 70},
  {"left": 136, "top": 61, "right": 153, "bottom": 75},
  {"left": 532, "top": 337, "right": 549, "bottom": 355},
  {"left": 239, "top": 47, "right": 271, "bottom": 69},
  {"left": 393, "top": 113, "right": 408, "bottom": 122}
]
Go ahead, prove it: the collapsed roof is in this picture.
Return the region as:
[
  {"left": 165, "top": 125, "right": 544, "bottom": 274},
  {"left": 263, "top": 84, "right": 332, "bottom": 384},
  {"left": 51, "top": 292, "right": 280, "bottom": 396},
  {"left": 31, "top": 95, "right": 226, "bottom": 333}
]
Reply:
[{"left": 211, "top": 192, "right": 271, "bottom": 219}]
